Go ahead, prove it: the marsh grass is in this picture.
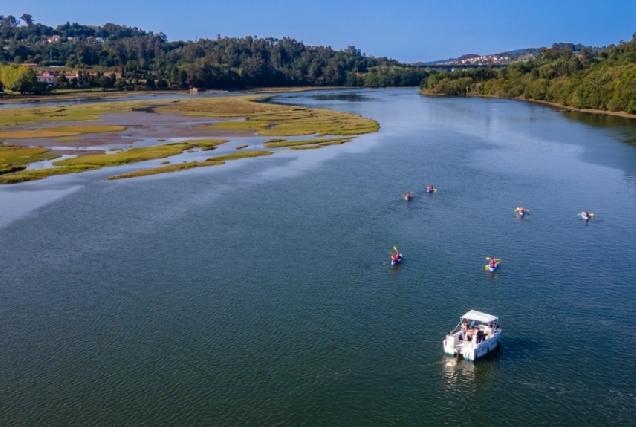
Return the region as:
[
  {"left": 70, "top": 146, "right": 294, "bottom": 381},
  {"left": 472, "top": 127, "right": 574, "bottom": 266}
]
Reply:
[
  {"left": 206, "top": 151, "right": 273, "bottom": 162},
  {"left": 54, "top": 139, "right": 227, "bottom": 168},
  {"left": 0, "top": 144, "right": 60, "bottom": 174},
  {"left": 105, "top": 150, "right": 272, "bottom": 180},
  {"left": 55, "top": 137, "right": 83, "bottom": 142},
  {"left": 290, "top": 145, "right": 324, "bottom": 150},
  {"left": 0, "top": 164, "right": 99, "bottom": 184},
  {"left": 0, "top": 125, "right": 126, "bottom": 139},
  {"left": 155, "top": 96, "right": 378, "bottom": 137},
  {"left": 0, "top": 138, "right": 228, "bottom": 184},
  {"left": 264, "top": 137, "right": 353, "bottom": 148},
  {"left": 0, "top": 101, "right": 148, "bottom": 127}
]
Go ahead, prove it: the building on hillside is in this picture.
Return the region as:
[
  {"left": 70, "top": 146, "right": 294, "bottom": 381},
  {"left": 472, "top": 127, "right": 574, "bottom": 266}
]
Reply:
[
  {"left": 36, "top": 71, "right": 56, "bottom": 85},
  {"left": 47, "top": 35, "right": 61, "bottom": 43}
]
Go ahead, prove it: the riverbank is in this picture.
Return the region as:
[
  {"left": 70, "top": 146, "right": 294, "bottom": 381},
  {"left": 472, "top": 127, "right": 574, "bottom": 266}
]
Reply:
[
  {"left": 419, "top": 91, "right": 636, "bottom": 120},
  {"left": 418, "top": 90, "right": 636, "bottom": 119},
  {"left": 523, "top": 98, "right": 636, "bottom": 119},
  {"left": 0, "top": 86, "right": 340, "bottom": 104}
]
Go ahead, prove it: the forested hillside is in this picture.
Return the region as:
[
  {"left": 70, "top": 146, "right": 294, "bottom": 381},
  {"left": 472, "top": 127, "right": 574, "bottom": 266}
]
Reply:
[
  {"left": 0, "top": 13, "right": 427, "bottom": 93},
  {"left": 420, "top": 33, "right": 636, "bottom": 114}
]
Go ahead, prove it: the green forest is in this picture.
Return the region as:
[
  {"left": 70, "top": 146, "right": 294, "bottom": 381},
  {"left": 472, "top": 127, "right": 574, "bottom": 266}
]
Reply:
[
  {"left": 419, "top": 33, "right": 636, "bottom": 114},
  {"left": 0, "top": 13, "right": 428, "bottom": 93}
]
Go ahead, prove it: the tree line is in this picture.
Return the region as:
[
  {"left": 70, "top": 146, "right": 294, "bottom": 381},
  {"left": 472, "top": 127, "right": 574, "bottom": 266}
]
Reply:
[
  {"left": 0, "top": 13, "right": 428, "bottom": 93},
  {"left": 419, "top": 34, "right": 636, "bottom": 114}
]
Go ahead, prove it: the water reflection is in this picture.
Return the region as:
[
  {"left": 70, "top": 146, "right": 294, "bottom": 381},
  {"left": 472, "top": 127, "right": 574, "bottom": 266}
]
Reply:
[
  {"left": 442, "top": 351, "right": 500, "bottom": 389},
  {"left": 308, "top": 93, "right": 376, "bottom": 102}
]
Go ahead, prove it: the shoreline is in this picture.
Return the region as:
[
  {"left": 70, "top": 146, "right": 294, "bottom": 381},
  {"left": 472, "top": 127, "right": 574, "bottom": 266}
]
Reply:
[
  {"left": 0, "top": 85, "right": 420, "bottom": 105},
  {"left": 419, "top": 91, "right": 636, "bottom": 120},
  {"left": 521, "top": 98, "right": 636, "bottom": 119}
]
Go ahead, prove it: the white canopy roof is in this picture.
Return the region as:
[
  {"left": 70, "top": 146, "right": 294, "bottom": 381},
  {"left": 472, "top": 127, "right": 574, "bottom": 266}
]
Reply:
[{"left": 461, "top": 310, "right": 498, "bottom": 324}]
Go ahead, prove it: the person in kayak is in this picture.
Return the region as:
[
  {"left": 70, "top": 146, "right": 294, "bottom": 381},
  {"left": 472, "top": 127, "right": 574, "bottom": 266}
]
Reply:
[
  {"left": 584, "top": 211, "right": 590, "bottom": 217},
  {"left": 427, "top": 185, "right": 434, "bottom": 192},
  {"left": 489, "top": 258, "right": 497, "bottom": 269},
  {"left": 392, "top": 252, "right": 400, "bottom": 263},
  {"left": 519, "top": 207, "right": 525, "bottom": 214},
  {"left": 406, "top": 192, "right": 412, "bottom": 199}
]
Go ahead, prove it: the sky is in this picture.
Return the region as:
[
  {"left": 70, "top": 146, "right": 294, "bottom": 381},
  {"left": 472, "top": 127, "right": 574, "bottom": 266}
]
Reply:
[{"left": 5, "top": 0, "right": 636, "bottom": 62}]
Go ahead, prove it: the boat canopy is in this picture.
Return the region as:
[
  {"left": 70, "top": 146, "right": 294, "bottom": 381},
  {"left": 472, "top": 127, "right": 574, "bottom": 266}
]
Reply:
[{"left": 461, "top": 310, "right": 498, "bottom": 324}]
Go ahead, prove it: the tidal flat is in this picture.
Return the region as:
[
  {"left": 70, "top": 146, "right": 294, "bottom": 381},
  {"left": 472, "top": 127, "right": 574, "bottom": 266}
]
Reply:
[{"left": 0, "top": 95, "right": 379, "bottom": 183}]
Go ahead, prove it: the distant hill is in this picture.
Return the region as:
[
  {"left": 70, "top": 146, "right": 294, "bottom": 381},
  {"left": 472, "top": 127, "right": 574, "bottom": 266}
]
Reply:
[
  {"left": 419, "top": 34, "right": 636, "bottom": 114},
  {"left": 424, "top": 43, "right": 607, "bottom": 65},
  {"left": 0, "top": 13, "right": 429, "bottom": 93}
]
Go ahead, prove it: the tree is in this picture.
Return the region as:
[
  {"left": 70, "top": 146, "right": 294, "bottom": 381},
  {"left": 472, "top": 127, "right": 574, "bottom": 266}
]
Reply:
[
  {"left": 11, "top": 67, "right": 37, "bottom": 94},
  {"left": 145, "top": 76, "right": 156, "bottom": 89},
  {"left": 4, "top": 15, "right": 19, "bottom": 27},
  {"left": 20, "top": 14, "right": 34, "bottom": 27}
]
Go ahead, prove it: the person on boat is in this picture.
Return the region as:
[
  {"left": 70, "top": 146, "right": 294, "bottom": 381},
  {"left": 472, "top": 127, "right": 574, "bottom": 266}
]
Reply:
[
  {"left": 489, "top": 259, "right": 497, "bottom": 269},
  {"left": 392, "top": 252, "right": 400, "bottom": 263},
  {"left": 427, "top": 185, "right": 434, "bottom": 192},
  {"left": 519, "top": 207, "right": 525, "bottom": 214},
  {"left": 406, "top": 192, "right": 412, "bottom": 199},
  {"left": 584, "top": 211, "right": 590, "bottom": 218}
]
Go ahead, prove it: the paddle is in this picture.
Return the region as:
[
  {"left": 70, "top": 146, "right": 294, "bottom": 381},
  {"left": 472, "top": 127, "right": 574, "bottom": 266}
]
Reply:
[{"left": 485, "top": 257, "right": 502, "bottom": 261}]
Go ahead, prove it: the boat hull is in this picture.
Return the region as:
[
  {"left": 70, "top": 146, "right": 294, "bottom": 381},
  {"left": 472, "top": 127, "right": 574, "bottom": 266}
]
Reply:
[
  {"left": 444, "top": 330, "right": 501, "bottom": 361},
  {"left": 391, "top": 254, "right": 403, "bottom": 265},
  {"left": 486, "top": 265, "right": 498, "bottom": 272}
]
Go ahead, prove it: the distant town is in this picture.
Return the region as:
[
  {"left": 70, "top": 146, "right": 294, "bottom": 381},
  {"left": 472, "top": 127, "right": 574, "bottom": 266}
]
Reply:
[{"left": 413, "top": 43, "right": 605, "bottom": 69}]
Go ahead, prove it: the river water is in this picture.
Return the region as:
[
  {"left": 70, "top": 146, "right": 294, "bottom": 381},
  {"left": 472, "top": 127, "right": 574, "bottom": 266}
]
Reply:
[{"left": 1, "top": 89, "right": 635, "bottom": 425}]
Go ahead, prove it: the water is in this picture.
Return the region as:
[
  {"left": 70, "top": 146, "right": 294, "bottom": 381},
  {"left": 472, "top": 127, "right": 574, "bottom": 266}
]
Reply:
[{"left": 1, "top": 89, "right": 635, "bottom": 425}]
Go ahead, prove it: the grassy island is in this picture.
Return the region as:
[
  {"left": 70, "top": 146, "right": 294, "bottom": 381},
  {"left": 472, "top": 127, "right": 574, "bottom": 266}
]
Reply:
[
  {"left": 181, "top": 96, "right": 379, "bottom": 136},
  {"left": 104, "top": 151, "right": 273, "bottom": 180},
  {"left": 0, "top": 94, "right": 380, "bottom": 184},
  {"left": 0, "top": 139, "right": 228, "bottom": 184}
]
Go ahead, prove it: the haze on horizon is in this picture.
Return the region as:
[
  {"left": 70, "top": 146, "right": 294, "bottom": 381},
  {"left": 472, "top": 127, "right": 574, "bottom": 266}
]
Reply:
[{"left": 6, "top": 0, "right": 636, "bottom": 63}]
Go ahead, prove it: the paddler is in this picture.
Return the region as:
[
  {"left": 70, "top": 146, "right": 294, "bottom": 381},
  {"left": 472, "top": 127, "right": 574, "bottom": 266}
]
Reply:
[
  {"left": 392, "top": 252, "right": 400, "bottom": 263},
  {"left": 518, "top": 207, "right": 525, "bottom": 214},
  {"left": 427, "top": 185, "right": 434, "bottom": 192},
  {"left": 489, "top": 258, "right": 497, "bottom": 269}
]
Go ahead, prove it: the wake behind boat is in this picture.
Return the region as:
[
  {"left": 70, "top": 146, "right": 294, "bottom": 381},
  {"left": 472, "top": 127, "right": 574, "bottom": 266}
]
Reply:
[{"left": 444, "top": 310, "right": 501, "bottom": 361}]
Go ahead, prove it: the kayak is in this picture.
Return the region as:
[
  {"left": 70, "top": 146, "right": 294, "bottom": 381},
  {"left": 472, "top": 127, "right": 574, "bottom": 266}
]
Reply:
[
  {"left": 485, "top": 264, "right": 499, "bottom": 272},
  {"left": 405, "top": 196, "right": 412, "bottom": 201},
  {"left": 518, "top": 210, "right": 526, "bottom": 216},
  {"left": 426, "top": 189, "right": 435, "bottom": 193},
  {"left": 580, "top": 212, "right": 593, "bottom": 220},
  {"left": 391, "top": 254, "right": 403, "bottom": 265}
]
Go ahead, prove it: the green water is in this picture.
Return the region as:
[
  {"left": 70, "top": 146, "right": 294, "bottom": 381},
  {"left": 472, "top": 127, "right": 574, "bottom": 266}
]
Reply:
[{"left": 1, "top": 89, "right": 635, "bottom": 425}]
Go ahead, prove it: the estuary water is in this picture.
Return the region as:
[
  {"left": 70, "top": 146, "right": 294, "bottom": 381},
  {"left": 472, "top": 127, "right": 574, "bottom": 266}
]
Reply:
[{"left": 1, "top": 89, "right": 635, "bottom": 425}]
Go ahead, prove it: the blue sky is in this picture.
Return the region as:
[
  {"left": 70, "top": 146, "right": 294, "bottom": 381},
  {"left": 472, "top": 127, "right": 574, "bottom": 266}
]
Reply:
[{"left": 6, "top": 0, "right": 636, "bottom": 62}]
